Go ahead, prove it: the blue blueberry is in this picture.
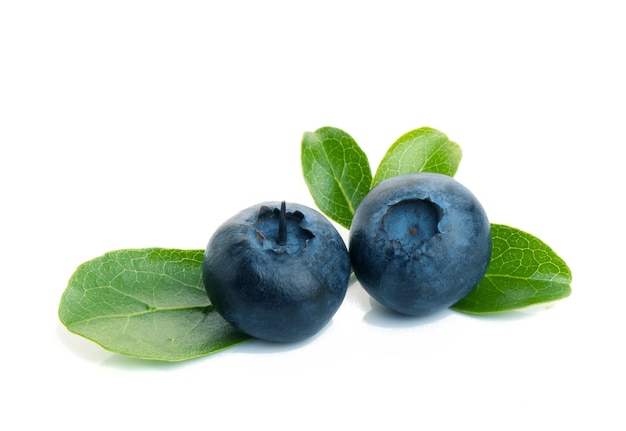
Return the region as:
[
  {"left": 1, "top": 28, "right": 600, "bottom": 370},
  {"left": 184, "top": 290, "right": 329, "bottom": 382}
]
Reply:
[
  {"left": 349, "top": 173, "right": 492, "bottom": 316},
  {"left": 203, "top": 201, "right": 351, "bottom": 342}
]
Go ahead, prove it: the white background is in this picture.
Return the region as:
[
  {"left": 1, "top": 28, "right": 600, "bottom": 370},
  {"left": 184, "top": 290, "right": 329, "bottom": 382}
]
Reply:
[{"left": 1, "top": 1, "right": 624, "bottom": 430}]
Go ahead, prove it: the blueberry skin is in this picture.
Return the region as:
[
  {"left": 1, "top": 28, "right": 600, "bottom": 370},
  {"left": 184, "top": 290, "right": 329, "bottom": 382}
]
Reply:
[
  {"left": 349, "top": 173, "right": 492, "bottom": 316},
  {"left": 203, "top": 201, "right": 350, "bottom": 343}
]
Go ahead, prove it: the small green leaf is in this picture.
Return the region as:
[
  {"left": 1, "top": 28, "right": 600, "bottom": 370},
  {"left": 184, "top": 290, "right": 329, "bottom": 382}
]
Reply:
[
  {"left": 452, "top": 224, "right": 572, "bottom": 313},
  {"left": 301, "top": 127, "right": 372, "bottom": 229},
  {"left": 371, "top": 127, "right": 462, "bottom": 188},
  {"left": 58, "top": 248, "right": 250, "bottom": 361}
]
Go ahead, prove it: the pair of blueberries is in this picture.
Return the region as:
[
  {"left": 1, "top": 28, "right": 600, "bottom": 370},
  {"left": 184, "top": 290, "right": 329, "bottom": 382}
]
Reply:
[{"left": 203, "top": 173, "right": 492, "bottom": 343}]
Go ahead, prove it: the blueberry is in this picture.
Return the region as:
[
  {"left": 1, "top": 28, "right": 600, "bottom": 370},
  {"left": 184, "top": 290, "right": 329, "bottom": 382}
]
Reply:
[
  {"left": 203, "top": 201, "right": 351, "bottom": 342},
  {"left": 349, "top": 173, "right": 492, "bottom": 316}
]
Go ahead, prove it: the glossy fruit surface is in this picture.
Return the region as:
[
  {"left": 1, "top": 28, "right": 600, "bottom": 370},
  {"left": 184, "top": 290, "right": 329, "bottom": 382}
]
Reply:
[
  {"left": 203, "top": 201, "right": 350, "bottom": 342},
  {"left": 349, "top": 173, "right": 492, "bottom": 316}
]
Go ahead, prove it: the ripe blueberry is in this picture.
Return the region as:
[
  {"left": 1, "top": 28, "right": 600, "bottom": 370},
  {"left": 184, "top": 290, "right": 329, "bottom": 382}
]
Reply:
[
  {"left": 349, "top": 173, "right": 492, "bottom": 316},
  {"left": 203, "top": 201, "right": 350, "bottom": 342}
]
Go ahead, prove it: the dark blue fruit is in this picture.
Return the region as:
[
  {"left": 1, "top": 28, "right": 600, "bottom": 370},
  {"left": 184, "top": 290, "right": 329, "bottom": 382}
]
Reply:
[
  {"left": 203, "top": 201, "right": 351, "bottom": 342},
  {"left": 349, "top": 173, "right": 492, "bottom": 316}
]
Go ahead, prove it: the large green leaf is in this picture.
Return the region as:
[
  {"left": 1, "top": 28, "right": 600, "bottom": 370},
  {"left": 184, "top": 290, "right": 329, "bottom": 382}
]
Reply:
[
  {"left": 58, "top": 248, "right": 250, "bottom": 361},
  {"left": 301, "top": 127, "right": 372, "bottom": 229},
  {"left": 452, "top": 224, "right": 572, "bottom": 313},
  {"left": 372, "top": 127, "right": 462, "bottom": 188}
]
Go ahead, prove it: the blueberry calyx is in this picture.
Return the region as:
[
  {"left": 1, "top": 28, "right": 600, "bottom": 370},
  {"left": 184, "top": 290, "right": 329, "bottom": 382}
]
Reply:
[
  {"left": 254, "top": 201, "right": 315, "bottom": 253},
  {"left": 383, "top": 198, "right": 443, "bottom": 257}
]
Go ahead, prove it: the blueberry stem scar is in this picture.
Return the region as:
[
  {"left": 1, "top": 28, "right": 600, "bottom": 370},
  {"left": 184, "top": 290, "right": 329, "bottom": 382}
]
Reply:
[{"left": 277, "top": 200, "right": 287, "bottom": 246}]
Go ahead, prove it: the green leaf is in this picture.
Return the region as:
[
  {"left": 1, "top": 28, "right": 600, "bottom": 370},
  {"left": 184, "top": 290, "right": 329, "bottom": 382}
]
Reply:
[
  {"left": 452, "top": 224, "right": 572, "bottom": 314},
  {"left": 58, "top": 248, "right": 250, "bottom": 361},
  {"left": 301, "top": 126, "right": 372, "bottom": 229},
  {"left": 371, "top": 127, "right": 462, "bottom": 188}
]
